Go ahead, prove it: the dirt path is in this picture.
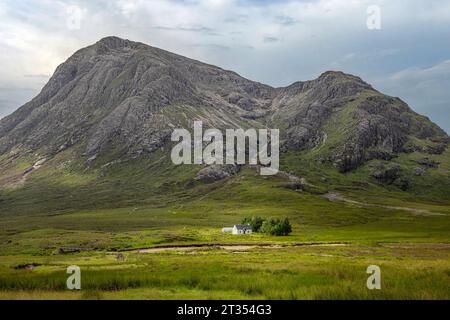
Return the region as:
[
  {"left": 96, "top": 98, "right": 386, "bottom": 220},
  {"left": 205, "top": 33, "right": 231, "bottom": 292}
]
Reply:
[
  {"left": 322, "top": 192, "right": 445, "bottom": 216},
  {"left": 133, "top": 242, "right": 348, "bottom": 254}
]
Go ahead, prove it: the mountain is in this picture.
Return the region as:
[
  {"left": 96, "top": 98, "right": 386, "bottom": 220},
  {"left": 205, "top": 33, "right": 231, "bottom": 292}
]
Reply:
[
  {"left": 0, "top": 36, "right": 449, "bottom": 215},
  {"left": 0, "top": 36, "right": 274, "bottom": 158}
]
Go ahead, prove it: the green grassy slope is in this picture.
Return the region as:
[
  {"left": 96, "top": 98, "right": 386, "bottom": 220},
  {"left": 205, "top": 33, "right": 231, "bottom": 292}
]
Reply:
[
  {"left": 0, "top": 123, "right": 449, "bottom": 299},
  {"left": 0, "top": 148, "right": 449, "bottom": 255}
]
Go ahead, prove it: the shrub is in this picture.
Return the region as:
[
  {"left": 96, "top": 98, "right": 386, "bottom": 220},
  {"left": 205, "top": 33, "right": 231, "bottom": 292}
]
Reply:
[
  {"left": 242, "top": 216, "right": 265, "bottom": 232},
  {"left": 242, "top": 216, "right": 292, "bottom": 236}
]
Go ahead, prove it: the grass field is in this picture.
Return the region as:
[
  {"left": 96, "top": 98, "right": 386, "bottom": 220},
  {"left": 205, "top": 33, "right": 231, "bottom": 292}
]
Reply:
[
  {"left": 0, "top": 242, "right": 448, "bottom": 300},
  {"left": 0, "top": 147, "right": 449, "bottom": 300}
]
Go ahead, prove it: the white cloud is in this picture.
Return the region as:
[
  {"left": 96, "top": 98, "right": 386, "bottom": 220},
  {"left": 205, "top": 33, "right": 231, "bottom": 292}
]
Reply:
[
  {"left": 116, "top": 0, "right": 140, "bottom": 18},
  {"left": 390, "top": 60, "right": 450, "bottom": 83},
  {"left": 373, "top": 60, "right": 450, "bottom": 133},
  {"left": 0, "top": 0, "right": 449, "bottom": 132}
]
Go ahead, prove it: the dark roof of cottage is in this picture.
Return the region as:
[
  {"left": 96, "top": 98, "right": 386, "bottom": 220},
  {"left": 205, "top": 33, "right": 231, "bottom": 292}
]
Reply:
[{"left": 234, "top": 224, "right": 252, "bottom": 230}]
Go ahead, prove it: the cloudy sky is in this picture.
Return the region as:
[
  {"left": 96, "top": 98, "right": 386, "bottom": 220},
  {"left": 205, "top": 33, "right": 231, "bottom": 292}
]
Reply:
[{"left": 0, "top": 0, "right": 449, "bottom": 132}]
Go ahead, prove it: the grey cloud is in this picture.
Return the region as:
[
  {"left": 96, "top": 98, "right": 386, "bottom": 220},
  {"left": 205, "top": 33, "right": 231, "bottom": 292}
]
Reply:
[
  {"left": 373, "top": 60, "right": 450, "bottom": 133},
  {"left": 274, "top": 15, "right": 299, "bottom": 26},
  {"left": 153, "top": 25, "right": 222, "bottom": 36},
  {"left": 0, "top": 87, "right": 39, "bottom": 119},
  {"left": 190, "top": 43, "right": 230, "bottom": 50},
  {"left": 263, "top": 36, "right": 280, "bottom": 43},
  {"left": 23, "top": 74, "right": 51, "bottom": 79},
  {"left": 224, "top": 14, "right": 249, "bottom": 24}
]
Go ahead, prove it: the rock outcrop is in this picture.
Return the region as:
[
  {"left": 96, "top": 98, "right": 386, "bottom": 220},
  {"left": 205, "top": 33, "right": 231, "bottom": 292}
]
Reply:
[{"left": 195, "top": 165, "right": 240, "bottom": 183}]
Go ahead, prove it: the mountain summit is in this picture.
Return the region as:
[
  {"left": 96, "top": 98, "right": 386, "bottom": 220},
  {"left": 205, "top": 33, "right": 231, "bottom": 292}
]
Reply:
[{"left": 0, "top": 37, "right": 448, "bottom": 181}]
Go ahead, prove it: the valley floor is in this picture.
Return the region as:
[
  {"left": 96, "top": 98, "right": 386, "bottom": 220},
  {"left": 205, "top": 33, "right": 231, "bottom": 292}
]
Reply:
[
  {"left": 0, "top": 242, "right": 449, "bottom": 300},
  {"left": 0, "top": 162, "right": 449, "bottom": 300}
]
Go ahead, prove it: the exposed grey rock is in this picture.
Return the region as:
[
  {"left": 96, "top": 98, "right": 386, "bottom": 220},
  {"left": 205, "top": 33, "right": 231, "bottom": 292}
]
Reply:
[
  {"left": 0, "top": 37, "right": 273, "bottom": 159},
  {"left": 276, "top": 170, "right": 308, "bottom": 190},
  {"left": 414, "top": 167, "right": 426, "bottom": 176},
  {"left": 195, "top": 165, "right": 240, "bottom": 182},
  {"left": 416, "top": 158, "right": 439, "bottom": 169},
  {"left": 57, "top": 247, "right": 88, "bottom": 254},
  {"left": 371, "top": 164, "right": 401, "bottom": 184},
  {"left": 270, "top": 72, "right": 447, "bottom": 172},
  {"left": 394, "top": 177, "right": 411, "bottom": 191},
  {"left": 425, "top": 143, "right": 447, "bottom": 155},
  {"left": 330, "top": 96, "right": 435, "bottom": 172},
  {"left": 401, "top": 144, "right": 423, "bottom": 153}
]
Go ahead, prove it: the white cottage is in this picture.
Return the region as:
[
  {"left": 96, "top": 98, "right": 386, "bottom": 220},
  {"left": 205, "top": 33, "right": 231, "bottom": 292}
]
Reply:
[
  {"left": 222, "top": 224, "right": 253, "bottom": 235},
  {"left": 232, "top": 224, "right": 252, "bottom": 235}
]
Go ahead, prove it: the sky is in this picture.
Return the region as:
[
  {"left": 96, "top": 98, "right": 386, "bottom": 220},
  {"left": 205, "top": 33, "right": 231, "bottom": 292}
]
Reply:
[{"left": 0, "top": 0, "right": 449, "bottom": 133}]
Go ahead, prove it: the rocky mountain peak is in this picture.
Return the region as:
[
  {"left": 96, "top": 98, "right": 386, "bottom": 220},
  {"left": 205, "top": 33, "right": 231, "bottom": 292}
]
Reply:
[
  {"left": 93, "top": 36, "right": 146, "bottom": 54},
  {"left": 96, "top": 36, "right": 136, "bottom": 48},
  {"left": 317, "top": 70, "right": 366, "bottom": 83},
  {"left": 0, "top": 37, "right": 447, "bottom": 174}
]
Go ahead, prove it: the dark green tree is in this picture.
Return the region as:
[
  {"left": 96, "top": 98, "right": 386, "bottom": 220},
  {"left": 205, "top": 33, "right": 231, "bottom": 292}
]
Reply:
[
  {"left": 241, "top": 216, "right": 264, "bottom": 232},
  {"left": 259, "top": 217, "right": 292, "bottom": 236},
  {"left": 279, "top": 217, "right": 292, "bottom": 236}
]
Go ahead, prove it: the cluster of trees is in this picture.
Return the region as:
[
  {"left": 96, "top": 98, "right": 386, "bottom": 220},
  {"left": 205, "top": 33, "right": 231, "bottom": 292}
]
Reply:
[{"left": 242, "top": 216, "right": 292, "bottom": 236}]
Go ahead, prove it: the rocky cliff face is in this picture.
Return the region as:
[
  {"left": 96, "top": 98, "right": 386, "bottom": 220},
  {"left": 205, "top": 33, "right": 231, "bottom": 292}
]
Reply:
[
  {"left": 270, "top": 71, "right": 448, "bottom": 172},
  {"left": 0, "top": 37, "right": 448, "bottom": 173}
]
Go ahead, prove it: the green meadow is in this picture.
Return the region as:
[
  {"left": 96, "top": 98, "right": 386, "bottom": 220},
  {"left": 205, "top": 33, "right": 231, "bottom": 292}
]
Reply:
[
  {"left": 0, "top": 147, "right": 449, "bottom": 299},
  {"left": 0, "top": 243, "right": 449, "bottom": 300}
]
